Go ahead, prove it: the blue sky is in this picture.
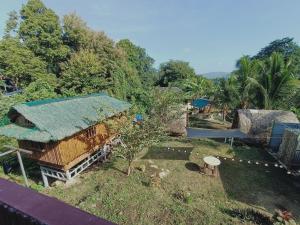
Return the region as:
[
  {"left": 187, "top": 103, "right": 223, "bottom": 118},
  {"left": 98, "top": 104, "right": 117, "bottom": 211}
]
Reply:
[{"left": 1, "top": 0, "right": 300, "bottom": 74}]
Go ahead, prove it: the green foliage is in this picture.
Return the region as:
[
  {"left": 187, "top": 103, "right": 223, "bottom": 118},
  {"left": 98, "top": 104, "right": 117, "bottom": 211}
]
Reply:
[
  {"left": 183, "top": 75, "right": 215, "bottom": 99},
  {"left": 214, "top": 76, "right": 240, "bottom": 110},
  {"left": 19, "top": 0, "right": 69, "bottom": 72},
  {"left": 113, "top": 88, "right": 182, "bottom": 175},
  {"left": 114, "top": 116, "right": 165, "bottom": 175},
  {"left": 117, "top": 39, "right": 157, "bottom": 85},
  {"left": 63, "top": 13, "right": 90, "bottom": 52},
  {"left": 0, "top": 38, "right": 51, "bottom": 87},
  {"left": 23, "top": 79, "right": 58, "bottom": 101},
  {"left": 111, "top": 61, "right": 142, "bottom": 100},
  {"left": 60, "top": 50, "right": 110, "bottom": 94},
  {"left": 254, "top": 37, "right": 300, "bottom": 60},
  {"left": 4, "top": 10, "right": 19, "bottom": 38},
  {"left": 216, "top": 51, "right": 300, "bottom": 113},
  {"left": 257, "top": 53, "right": 299, "bottom": 109},
  {"left": 61, "top": 13, "right": 143, "bottom": 98},
  {"left": 254, "top": 37, "right": 300, "bottom": 76},
  {"left": 158, "top": 60, "right": 196, "bottom": 87},
  {"left": 0, "top": 94, "right": 25, "bottom": 118}
]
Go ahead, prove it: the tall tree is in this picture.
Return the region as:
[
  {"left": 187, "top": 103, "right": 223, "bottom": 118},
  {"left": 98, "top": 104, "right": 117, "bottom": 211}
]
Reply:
[
  {"left": 62, "top": 13, "right": 143, "bottom": 98},
  {"left": 247, "top": 52, "right": 299, "bottom": 109},
  {"left": 0, "top": 38, "right": 52, "bottom": 87},
  {"left": 233, "top": 56, "right": 262, "bottom": 108},
  {"left": 254, "top": 37, "right": 300, "bottom": 60},
  {"left": 117, "top": 39, "right": 157, "bottom": 85},
  {"left": 60, "top": 49, "right": 110, "bottom": 95},
  {"left": 254, "top": 37, "right": 300, "bottom": 76},
  {"left": 158, "top": 60, "right": 196, "bottom": 87},
  {"left": 183, "top": 75, "right": 215, "bottom": 99},
  {"left": 19, "top": 0, "right": 69, "bottom": 73},
  {"left": 63, "top": 13, "right": 90, "bottom": 52},
  {"left": 4, "top": 10, "right": 19, "bottom": 38},
  {"left": 214, "top": 76, "right": 240, "bottom": 120}
]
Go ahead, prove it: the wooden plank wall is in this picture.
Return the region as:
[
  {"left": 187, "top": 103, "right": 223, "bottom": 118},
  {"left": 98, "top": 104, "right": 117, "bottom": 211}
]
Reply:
[
  {"left": 21, "top": 115, "right": 127, "bottom": 170},
  {"left": 58, "top": 123, "right": 110, "bottom": 168}
]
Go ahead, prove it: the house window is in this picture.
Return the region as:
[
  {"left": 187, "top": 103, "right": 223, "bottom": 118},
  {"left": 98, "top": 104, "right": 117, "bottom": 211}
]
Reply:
[{"left": 86, "top": 126, "right": 96, "bottom": 138}]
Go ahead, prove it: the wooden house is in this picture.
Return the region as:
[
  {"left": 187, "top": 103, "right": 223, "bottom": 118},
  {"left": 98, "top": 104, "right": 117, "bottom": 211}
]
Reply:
[{"left": 0, "top": 93, "right": 130, "bottom": 171}]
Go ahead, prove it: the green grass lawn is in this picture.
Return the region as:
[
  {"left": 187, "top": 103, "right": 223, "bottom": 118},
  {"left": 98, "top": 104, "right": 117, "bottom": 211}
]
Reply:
[
  {"left": 34, "top": 138, "right": 300, "bottom": 225},
  {"left": 1, "top": 117, "right": 300, "bottom": 224}
]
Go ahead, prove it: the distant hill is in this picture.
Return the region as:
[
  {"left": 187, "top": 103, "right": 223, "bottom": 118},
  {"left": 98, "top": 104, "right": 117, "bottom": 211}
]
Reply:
[{"left": 202, "top": 72, "right": 229, "bottom": 79}]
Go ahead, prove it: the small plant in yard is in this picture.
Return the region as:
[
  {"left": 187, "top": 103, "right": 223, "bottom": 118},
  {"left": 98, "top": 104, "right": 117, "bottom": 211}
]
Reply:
[
  {"left": 114, "top": 116, "right": 165, "bottom": 176},
  {"left": 173, "top": 189, "right": 192, "bottom": 204},
  {"left": 111, "top": 89, "right": 183, "bottom": 176}
]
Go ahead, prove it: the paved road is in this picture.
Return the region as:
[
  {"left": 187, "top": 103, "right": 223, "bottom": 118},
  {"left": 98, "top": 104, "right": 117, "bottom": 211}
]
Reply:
[{"left": 187, "top": 127, "right": 247, "bottom": 139}]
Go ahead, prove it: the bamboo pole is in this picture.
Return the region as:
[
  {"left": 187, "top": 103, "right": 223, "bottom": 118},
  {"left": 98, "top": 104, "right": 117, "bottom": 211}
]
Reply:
[
  {"left": 1, "top": 146, "right": 32, "bottom": 187},
  {"left": 16, "top": 150, "right": 29, "bottom": 187}
]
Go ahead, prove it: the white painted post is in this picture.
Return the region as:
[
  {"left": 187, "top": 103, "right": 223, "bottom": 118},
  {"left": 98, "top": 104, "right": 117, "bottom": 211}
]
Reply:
[
  {"left": 41, "top": 168, "right": 49, "bottom": 188},
  {"left": 16, "top": 150, "right": 29, "bottom": 187},
  {"left": 224, "top": 138, "right": 227, "bottom": 143},
  {"left": 66, "top": 170, "right": 71, "bottom": 180}
]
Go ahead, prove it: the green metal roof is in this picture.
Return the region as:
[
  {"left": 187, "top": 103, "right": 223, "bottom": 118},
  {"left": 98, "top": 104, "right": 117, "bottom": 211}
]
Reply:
[
  {"left": 0, "top": 93, "right": 131, "bottom": 142},
  {"left": 0, "top": 123, "right": 52, "bottom": 142}
]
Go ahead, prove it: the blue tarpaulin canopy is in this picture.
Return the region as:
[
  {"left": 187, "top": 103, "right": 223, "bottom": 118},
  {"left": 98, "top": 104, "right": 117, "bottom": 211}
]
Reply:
[{"left": 191, "top": 98, "right": 210, "bottom": 108}]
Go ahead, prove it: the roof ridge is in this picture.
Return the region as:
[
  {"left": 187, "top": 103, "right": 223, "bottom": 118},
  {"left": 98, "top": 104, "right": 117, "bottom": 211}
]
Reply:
[{"left": 22, "top": 93, "right": 108, "bottom": 107}]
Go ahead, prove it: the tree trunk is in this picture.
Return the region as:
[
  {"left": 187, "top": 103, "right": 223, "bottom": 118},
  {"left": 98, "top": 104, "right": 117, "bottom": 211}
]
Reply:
[
  {"left": 127, "top": 166, "right": 131, "bottom": 176},
  {"left": 127, "top": 161, "right": 132, "bottom": 176}
]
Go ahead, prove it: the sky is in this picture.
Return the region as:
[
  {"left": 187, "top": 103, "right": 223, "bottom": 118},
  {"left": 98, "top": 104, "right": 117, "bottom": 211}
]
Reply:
[{"left": 1, "top": 0, "right": 300, "bottom": 75}]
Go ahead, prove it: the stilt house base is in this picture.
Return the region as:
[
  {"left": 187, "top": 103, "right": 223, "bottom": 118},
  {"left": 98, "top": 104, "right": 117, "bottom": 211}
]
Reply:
[{"left": 40, "top": 143, "right": 113, "bottom": 187}]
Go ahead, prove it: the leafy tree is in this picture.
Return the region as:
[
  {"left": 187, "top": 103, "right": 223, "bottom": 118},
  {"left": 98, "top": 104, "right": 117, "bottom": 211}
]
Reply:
[
  {"left": 247, "top": 52, "right": 299, "bottom": 109},
  {"left": 214, "top": 76, "right": 240, "bottom": 120},
  {"left": 108, "top": 60, "right": 144, "bottom": 103},
  {"left": 254, "top": 37, "right": 300, "bottom": 76},
  {"left": 233, "top": 56, "right": 262, "bottom": 108},
  {"left": 0, "top": 94, "right": 25, "bottom": 118},
  {"left": 254, "top": 37, "right": 300, "bottom": 60},
  {"left": 216, "top": 52, "right": 299, "bottom": 114},
  {"left": 113, "top": 89, "right": 182, "bottom": 176},
  {"left": 63, "top": 13, "right": 90, "bottom": 51},
  {"left": 117, "top": 39, "right": 157, "bottom": 85},
  {"left": 23, "top": 79, "right": 58, "bottom": 101},
  {"left": 60, "top": 49, "right": 110, "bottom": 95},
  {"left": 19, "top": 0, "right": 69, "bottom": 73},
  {"left": 114, "top": 116, "right": 165, "bottom": 176},
  {"left": 62, "top": 13, "right": 142, "bottom": 98},
  {"left": 0, "top": 38, "right": 52, "bottom": 87},
  {"left": 158, "top": 60, "right": 196, "bottom": 87},
  {"left": 4, "top": 10, "right": 19, "bottom": 38},
  {"left": 183, "top": 75, "right": 215, "bottom": 100}
]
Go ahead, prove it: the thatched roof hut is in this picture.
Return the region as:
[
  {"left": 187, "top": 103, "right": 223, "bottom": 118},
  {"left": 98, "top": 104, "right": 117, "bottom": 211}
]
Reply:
[
  {"left": 167, "top": 104, "right": 188, "bottom": 136},
  {"left": 232, "top": 109, "right": 299, "bottom": 143},
  {"left": 277, "top": 129, "right": 300, "bottom": 167}
]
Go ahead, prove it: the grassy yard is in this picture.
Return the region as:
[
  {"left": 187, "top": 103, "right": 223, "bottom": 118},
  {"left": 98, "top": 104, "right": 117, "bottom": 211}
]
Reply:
[
  {"left": 37, "top": 138, "right": 300, "bottom": 224},
  {"left": 1, "top": 118, "right": 300, "bottom": 224}
]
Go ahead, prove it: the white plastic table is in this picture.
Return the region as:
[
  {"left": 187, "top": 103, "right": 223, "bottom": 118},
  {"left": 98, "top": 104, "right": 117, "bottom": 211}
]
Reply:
[{"left": 203, "top": 156, "right": 221, "bottom": 176}]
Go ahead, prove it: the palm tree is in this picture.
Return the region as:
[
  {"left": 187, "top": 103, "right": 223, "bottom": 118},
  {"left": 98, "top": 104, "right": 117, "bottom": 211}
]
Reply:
[
  {"left": 183, "top": 76, "right": 207, "bottom": 99},
  {"left": 215, "top": 76, "right": 240, "bottom": 120},
  {"left": 234, "top": 56, "right": 262, "bottom": 108},
  {"left": 245, "top": 52, "right": 299, "bottom": 109}
]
